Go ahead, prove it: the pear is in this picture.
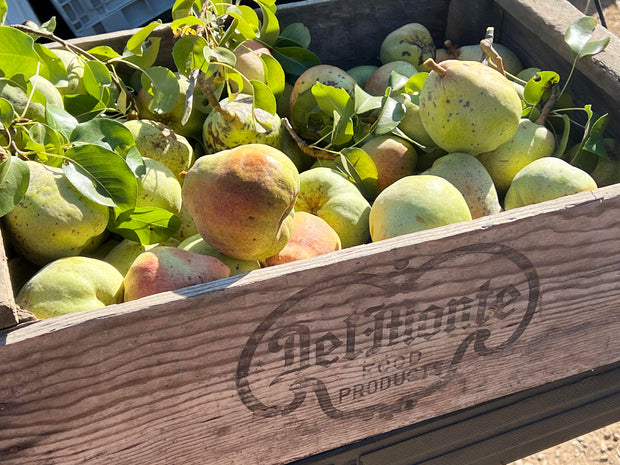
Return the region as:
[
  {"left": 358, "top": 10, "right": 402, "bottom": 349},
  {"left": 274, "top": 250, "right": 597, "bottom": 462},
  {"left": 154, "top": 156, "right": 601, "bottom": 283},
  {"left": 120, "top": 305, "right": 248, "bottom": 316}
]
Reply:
[
  {"left": 123, "top": 246, "right": 231, "bottom": 301},
  {"left": 103, "top": 239, "right": 157, "bottom": 276},
  {"left": 423, "top": 152, "right": 501, "bottom": 219},
  {"left": 455, "top": 43, "right": 524, "bottom": 76},
  {"left": 137, "top": 158, "right": 183, "bottom": 215},
  {"left": 53, "top": 49, "right": 87, "bottom": 95},
  {"left": 29, "top": 75, "right": 64, "bottom": 109},
  {"left": 504, "top": 157, "right": 598, "bottom": 209},
  {"left": 178, "top": 233, "right": 261, "bottom": 275},
  {"left": 295, "top": 167, "right": 371, "bottom": 248},
  {"left": 0, "top": 79, "right": 46, "bottom": 122},
  {"left": 136, "top": 72, "right": 216, "bottom": 140},
  {"left": 16, "top": 256, "right": 124, "bottom": 319},
  {"left": 590, "top": 153, "right": 620, "bottom": 187},
  {"left": 360, "top": 134, "right": 418, "bottom": 193},
  {"left": 419, "top": 59, "right": 522, "bottom": 155},
  {"left": 2, "top": 161, "right": 109, "bottom": 266},
  {"left": 230, "top": 39, "right": 272, "bottom": 94},
  {"left": 369, "top": 174, "right": 472, "bottom": 242},
  {"left": 346, "top": 65, "right": 379, "bottom": 88},
  {"left": 173, "top": 203, "right": 199, "bottom": 242},
  {"left": 202, "top": 93, "right": 283, "bottom": 154},
  {"left": 364, "top": 61, "right": 418, "bottom": 96},
  {"left": 396, "top": 92, "right": 436, "bottom": 147},
  {"left": 182, "top": 144, "right": 300, "bottom": 261},
  {"left": 477, "top": 118, "right": 556, "bottom": 195},
  {"left": 380, "top": 23, "right": 436, "bottom": 71},
  {"left": 124, "top": 119, "right": 194, "bottom": 181}
]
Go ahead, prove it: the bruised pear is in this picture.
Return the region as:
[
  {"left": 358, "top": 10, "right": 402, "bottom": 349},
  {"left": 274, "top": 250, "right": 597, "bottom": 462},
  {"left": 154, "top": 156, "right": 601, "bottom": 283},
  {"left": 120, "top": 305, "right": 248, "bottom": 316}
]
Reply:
[
  {"left": 380, "top": 23, "right": 436, "bottom": 71},
  {"left": 423, "top": 152, "right": 501, "bottom": 218},
  {"left": 419, "top": 59, "right": 522, "bottom": 155},
  {"left": 2, "top": 161, "right": 109, "bottom": 266},
  {"left": 202, "top": 93, "right": 283, "bottom": 154},
  {"left": 182, "top": 144, "right": 300, "bottom": 261}
]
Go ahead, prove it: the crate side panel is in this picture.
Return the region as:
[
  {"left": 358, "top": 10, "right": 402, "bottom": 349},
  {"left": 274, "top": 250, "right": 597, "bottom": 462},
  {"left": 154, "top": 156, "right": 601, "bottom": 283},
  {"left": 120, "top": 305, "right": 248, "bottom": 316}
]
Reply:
[
  {"left": 0, "top": 186, "right": 619, "bottom": 465},
  {"left": 276, "top": 0, "right": 451, "bottom": 69}
]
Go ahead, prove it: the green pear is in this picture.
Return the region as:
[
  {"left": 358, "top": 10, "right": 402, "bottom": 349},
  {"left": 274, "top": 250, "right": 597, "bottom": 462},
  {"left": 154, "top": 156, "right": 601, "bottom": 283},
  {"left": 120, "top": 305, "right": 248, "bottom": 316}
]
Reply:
[
  {"left": 288, "top": 64, "right": 358, "bottom": 141},
  {"left": 182, "top": 144, "right": 300, "bottom": 261},
  {"left": 419, "top": 59, "right": 522, "bottom": 155},
  {"left": 15, "top": 256, "right": 124, "bottom": 319},
  {"left": 477, "top": 118, "right": 556, "bottom": 195},
  {"left": 364, "top": 61, "right": 418, "bottom": 96},
  {"left": 202, "top": 93, "right": 283, "bottom": 154},
  {"left": 295, "top": 167, "right": 371, "bottom": 248},
  {"left": 396, "top": 92, "right": 436, "bottom": 147},
  {"left": 2, "top": 161, "right": 109, "bottom": 266},
  {"left": 178, "top": 233, "right": 261, "bottom": 275},
  {"left": 136, "top": 72, "right": 216, "bottom": 140},
  {"left": 173, "top": 203, "right": 199, "bottom": 242},
  {"left": 380, "top": 23, "right": 436, "bottom": 71},
  {"left": 455, "top": 43, "right": 524, "bottom": 76},
  {"left": 369, "top": 174, "right": 472, "bottom": 242},
  {"left": 103, "top": 239, "right": 156, "bottom": 276},
  {"left": 123, "top": 246, "right": 231, "bottom": 301},
  {"left": 360, "top": 134, "right": 418, "bottom": 193},
  {"left": 346, "top": 65, "right": 379, "bottom": 88},
  {"left": 230, "top": 39, "right": 272, "bottom": 94},
  {"left": 29, "top": 75, "right": 64, "bottom": 109},
  {"left": 0, "top": 79, "right": 46, "bottom": 122},
  {"left": 137, "top": 158, "right": 183, "bottom": 215},
  {"left": 504, "top": 157, "right": 598, "bottom": 209},
  {"left": 590, "top": 153, "right": 620, "bottom": 187},
  {"left": 423, "top": 152, "right": 501, "bottom": 219},
  {"left": 124, "top": 119, "right": 195, "bottom": 181}
]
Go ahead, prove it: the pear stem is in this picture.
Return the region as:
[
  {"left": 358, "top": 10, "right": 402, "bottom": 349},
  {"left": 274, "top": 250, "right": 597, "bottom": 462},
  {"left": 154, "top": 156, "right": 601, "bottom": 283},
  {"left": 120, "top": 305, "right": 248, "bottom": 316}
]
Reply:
[
  {"left": 535, "top": 84, "right": 559, "bottom": 126},
  {"left": 423, "top": 59, "right": 447, "bottom": 77},
  {"left": 444, "top": 40, "right": 460, "bottom": 58},
  {"left": 480, "top": 39, "right": 506, "bottom": 76}
]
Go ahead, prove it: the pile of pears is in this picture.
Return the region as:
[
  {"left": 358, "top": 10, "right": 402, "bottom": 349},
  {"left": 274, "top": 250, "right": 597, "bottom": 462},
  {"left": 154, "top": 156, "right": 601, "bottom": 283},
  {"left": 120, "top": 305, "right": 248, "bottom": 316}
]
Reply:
[{"left": 2, "top": 16, "right": 613, "bottom": 322}]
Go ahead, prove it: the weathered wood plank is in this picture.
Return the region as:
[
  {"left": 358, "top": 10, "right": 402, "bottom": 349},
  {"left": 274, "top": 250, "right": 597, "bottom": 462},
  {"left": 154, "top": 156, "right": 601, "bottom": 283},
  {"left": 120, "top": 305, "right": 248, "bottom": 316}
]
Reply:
[
  {"left": 1, "top": 185, "right": 619, "bottom": 464},
  {"left": 0, "top": 230, "right": 19, "bottom": 329}
]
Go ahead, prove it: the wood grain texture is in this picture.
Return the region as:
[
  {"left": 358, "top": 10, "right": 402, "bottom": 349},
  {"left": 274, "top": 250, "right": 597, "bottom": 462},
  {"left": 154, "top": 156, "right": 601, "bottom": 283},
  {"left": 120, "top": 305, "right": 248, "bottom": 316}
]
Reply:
[
  {"left": 0, "top": 185, "right": 619, "bottom": 465},
  {"left": 0, "top": 230, "right": 19, "bottom": 329}
]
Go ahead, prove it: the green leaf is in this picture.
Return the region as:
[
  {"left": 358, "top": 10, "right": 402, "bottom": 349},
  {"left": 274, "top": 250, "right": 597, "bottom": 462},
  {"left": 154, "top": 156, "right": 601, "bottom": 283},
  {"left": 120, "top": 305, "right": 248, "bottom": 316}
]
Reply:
[
  {"left": 261, "top": 53, "right": 285, "bottom": 98},
  {"left": 0, "top": 156, "right": 29, "bottom": 217},
  {"left": 26, "top": 123, "right": 64, "bottom": 154},
  {"left": 71, "top": 117, "right": 137, "bottom": 154},
  {"left": 171, "top": 0, "right": 200, "bottom": 20},
  {"left": 33, "top": 44, "right": 68, "bottom": 85},
  {"left": 0, "top": 26, "right": 42, "bottom": 79},
  {"left": 0, "top": 1, "right": 7, "bottom": 26},
  {"left": 62, "top": 94, "right": 107, "bottom": 122},
  {"left": 122, "top": 36, "right": 161, "bottom": 69},
  {"left": 311, "top": 82, "right": 354, "bottom": 118},
  {"left": 0, "top": 96, "right": 14, "bottom": 124},
  {"left": 552, "top": 114, "right": 571, "bottom": 159},
  {"left": 403, "top": 72, "right": 428, "bottom": 94},
  {"left": 279, "top": 23, "right": 311, "bottom": 49},
  {"left": 374, "top": 96, "right": 405, "bottom": 135},
  {"left": 251, "top": 80, "right": 277, "bottom": 115},
  {"left": 355, "top": 86, "right": 383, "bottom": 114},
  {"left": 523, "top": 71, "right": 560, "bottom": 106},
  {"left": 331, "top": 111, "right": 354, "bottom": 146},
  {"left": 140, "top": 66, "right": 180, "bottom": 115},
  {"left": 109, "top": 206, "right": 180, "bottom": 245},
  {"left": 226, "top": 5, "right": 260, "bottom": 39},
  {"left": 388, "top": 71, "right": 411, "bottom": 93},
  {"left": 45, "top": 104, "right": 78, "bottom": 140},
  {"left": 82, "top": 60, "right": 113, "bottom": 101},
  {"left": 173, "top": 34, "right": 209, "bottom": 74},
  {"left": 63, "top": 144, "right": 138, "bottom": 211},
  {"left": 126, "top": 21, "right": 163, "bottom": 55},
  {"left": 564, "top": 16, "right": 597, "bottom": 58},
  {"left": 578, "top": 37, "right": 610, "bottom": 59},
  {"left": 87, "top": 46, "right": 121, "bottom": 61},
  {"left": 339, "top": 147, "right": 378, "bottom": 200},
  {"left": 204, "top": 46, "right": 237, "bottom": 67},
  {"left": 258, "top": 2, "right": 280, "bottom": 45},
  {"left": 271, "top": 46, "right": 321, "bottom": 80}
]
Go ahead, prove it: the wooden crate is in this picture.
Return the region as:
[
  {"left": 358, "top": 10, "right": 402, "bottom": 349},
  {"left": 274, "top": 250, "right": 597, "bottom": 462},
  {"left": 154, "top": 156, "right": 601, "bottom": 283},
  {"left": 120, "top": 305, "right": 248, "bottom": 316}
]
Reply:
[{"left": 1, "top": 0, "right": 619, "bottom": 463}]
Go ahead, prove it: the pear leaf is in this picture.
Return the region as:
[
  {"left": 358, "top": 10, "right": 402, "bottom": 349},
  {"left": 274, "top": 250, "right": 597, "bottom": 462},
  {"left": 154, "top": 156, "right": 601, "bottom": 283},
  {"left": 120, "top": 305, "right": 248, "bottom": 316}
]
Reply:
[
  {"left": 0, "top": 156, "right": 29, "bottom": 217},
  {"left": 108, "top": 206, "right": 180, "bottom": 245},
  {"left": 0, "top": 26, "right": 42, "bottom": 79},
  {"left": 140, "top": 66, "right": 180, "bottom": 115},
  {"left": 63, "top": 144, "right": 138, "bottom": 211}
]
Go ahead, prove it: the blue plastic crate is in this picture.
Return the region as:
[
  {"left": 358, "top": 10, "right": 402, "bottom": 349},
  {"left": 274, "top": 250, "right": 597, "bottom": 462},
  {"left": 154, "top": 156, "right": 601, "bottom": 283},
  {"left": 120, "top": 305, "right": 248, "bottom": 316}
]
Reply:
[
  {"left": 49, "top": 0, "right": 171, "bottom": 37},
  {"left": 5, "top": 0, "right": 39, "bottom": 25}
]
